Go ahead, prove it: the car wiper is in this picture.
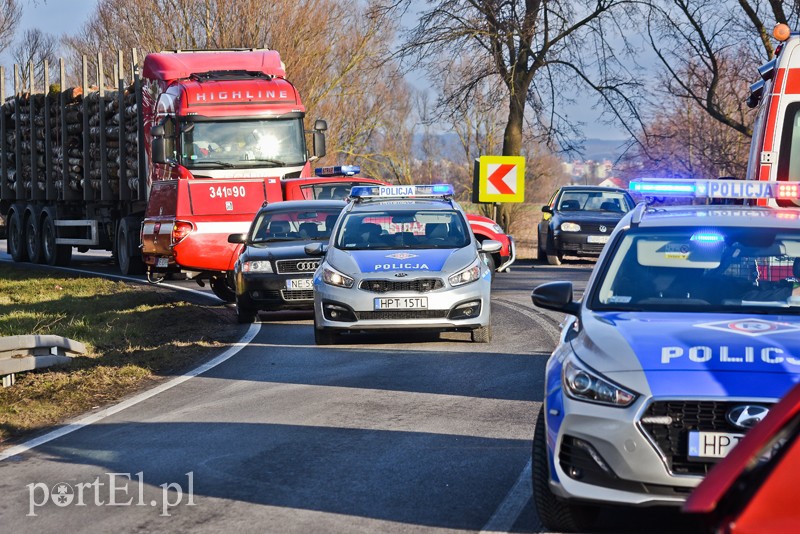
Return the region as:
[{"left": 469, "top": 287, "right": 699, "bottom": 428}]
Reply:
[{"left": 190, "top": 160, "right": 236, "bottom": 168}]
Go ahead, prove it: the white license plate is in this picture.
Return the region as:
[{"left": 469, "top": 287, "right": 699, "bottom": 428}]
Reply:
[
  {"left": 286, "top": 278, "right": 314, "bottom": 290},
  {"left": 374, "top": 297, "right": 428, "bottom": 310},
  {"left": 156, "top": 257, "right": 169, "bottom": 268},
  {"left": 587, "top": 235, "right": 610, "bottom": 244},
  {"left": 688, "top": 431, "right": 745, "bottom": 459}
]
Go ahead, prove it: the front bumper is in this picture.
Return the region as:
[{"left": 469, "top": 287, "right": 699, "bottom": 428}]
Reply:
[
  {"left": 236, "top": 272, "right": 315, "bottom": 311},
  {"left": 553, "top": 231, "right": 607, "bottom": 256},
  {"left": 548, "top": 393, "right": 777, "bottom": 506},
  {"left": 497, "top": 236, "right": 516, "bottom": 272},
  {"left": 313, "top": 275, "right": 491, "bottom": 332}
]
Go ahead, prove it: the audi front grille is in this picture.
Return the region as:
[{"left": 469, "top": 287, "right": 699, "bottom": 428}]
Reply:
[{"left": 276, "top": 259, "right": 320, "bottom": 274}]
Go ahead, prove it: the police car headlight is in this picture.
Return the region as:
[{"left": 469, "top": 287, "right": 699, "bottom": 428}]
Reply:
[
  {"left": 449, "top": 260, "right": 481, "bottom": 287},
  {"left": 322, "top": 265, "right": 354, "bottom": 288},
  {"left": 242, "top": 260, "right": 273, "bottom": 273},
  {"left": 561, "top": 222, "right": 581, "bottom": 232},
  {"left": 563, "top": 357, "right": 637, "bottom": 407}
]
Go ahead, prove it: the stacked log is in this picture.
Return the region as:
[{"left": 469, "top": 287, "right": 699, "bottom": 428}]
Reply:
[{"left": 1, "top": 84, "right": 139, "bottom": 198}]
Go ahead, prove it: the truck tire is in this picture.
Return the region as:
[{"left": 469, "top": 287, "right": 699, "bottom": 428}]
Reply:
[
  {"left": 117, "top": 217, "right": 145, "bottom": 275},
  {"left": 24, "top": 210, "right": 43, "bottom": 264},
  {"left": 532, "top": 406, "right": 599, "bottom": 532},
  {"left": 7, "top": 209, "right": 27, "bottom": 262},
  {"left": 41, "top": 212, "right": 72, "bottom": 266},
  {"left": 210, "top": 272, "right": 236, "bottom": 303}
]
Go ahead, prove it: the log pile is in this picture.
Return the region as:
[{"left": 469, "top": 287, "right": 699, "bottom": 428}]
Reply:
[{"left": 1, "top": 84, "right": 139, "bottom": 198}]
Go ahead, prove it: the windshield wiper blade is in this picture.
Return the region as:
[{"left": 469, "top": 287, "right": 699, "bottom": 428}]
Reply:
[
  {"left": 242, "top": 158, "right": 287, "bottom": 166},
  {"left": 191, "top": 160, "right": 235, "bottom": 168}
]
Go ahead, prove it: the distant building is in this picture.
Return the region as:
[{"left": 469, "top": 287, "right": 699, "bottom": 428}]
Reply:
[{"left": 563, "top": 159, "right": 614, "bottom": 185}]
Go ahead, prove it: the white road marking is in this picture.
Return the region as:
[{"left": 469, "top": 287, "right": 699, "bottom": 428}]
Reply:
[
  {"left": 0, "top": 325, "right": 260, "bottom": 462},
  {"left": 482, "top": 299, "right": 561, "bottom": 533},
  {"left": 480, "top": 459, "right": 533, "bottom": 533}
]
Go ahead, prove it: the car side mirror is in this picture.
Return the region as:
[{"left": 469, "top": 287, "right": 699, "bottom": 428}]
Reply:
[
  {"left": 542, "top": 205, "right": 552, "bottom": 214},
  {"left": 478, "top": 239, "right": 502, "bottom": 253},
  {"left": 304, "top": 242, "right": 328, "bottom": 256},
  {"left": 228, "top": 233, "right": 247, "bottom": 244},
  {"left": 531, "top": 281, "right": 580, "bottom": 316}
]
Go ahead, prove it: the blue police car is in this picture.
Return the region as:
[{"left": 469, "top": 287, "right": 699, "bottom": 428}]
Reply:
[
  {"left": 530, "top": 179, "right": 800, "bottom": 531},
  {"left": 308, "top": 184, "right": 500, "bottom": 345}
]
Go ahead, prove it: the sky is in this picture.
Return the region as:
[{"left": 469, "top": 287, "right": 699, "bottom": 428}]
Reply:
[{"left": 3, "top": 0, "right": 625, "bottom": 142}]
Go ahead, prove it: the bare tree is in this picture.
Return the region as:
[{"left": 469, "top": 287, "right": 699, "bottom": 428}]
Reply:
[
  {"left": 12, "top": 28, "right": 57, "bottom": 91},
  {"left": 0, "top": 0, "right": 21, "bottom": 54},
  {"left": 62, "top": 0, "right": 407, "bottom": 168}
]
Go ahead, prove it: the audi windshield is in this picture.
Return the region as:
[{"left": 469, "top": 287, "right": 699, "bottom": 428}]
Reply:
[{"left": 250, "top": 209, "right": 342, "bottom": 243}]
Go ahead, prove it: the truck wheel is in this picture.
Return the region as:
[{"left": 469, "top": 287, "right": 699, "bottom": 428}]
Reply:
[
  {"left": 532, "top": 406, "right": 599, "bottom": 532},
  {"left": 24, "top": 211, "right": 43, "bottom": 264},
  {"left": 7, "top": 210, "right": 27, "bottom": 262},
  {"left": 210, "top": 273, "right": 236, "bottom": 303},
  {"left": 41, "top": 213, "right": 72, "bottom": 266},
  {"left": 117, "top": 217, "right": 144, "bottom": 275},
  {"left": 471, "top": 325, "right": 492, "bottom": 343}
]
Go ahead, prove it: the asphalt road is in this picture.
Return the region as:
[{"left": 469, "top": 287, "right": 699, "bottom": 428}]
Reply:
[{"left": 0, "top": 248, "right": 696, "bottom": 533}]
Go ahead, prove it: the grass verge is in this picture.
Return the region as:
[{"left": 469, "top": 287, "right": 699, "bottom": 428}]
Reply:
[{"left": 0, "top": 264, "right": 244, "bottom": 446}]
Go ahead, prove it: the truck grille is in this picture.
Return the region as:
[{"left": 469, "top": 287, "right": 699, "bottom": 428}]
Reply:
[
  {"left": 639, "top": 400, "right": 772, "bottom": 476},
  {"left": 359, "top": 278, "right": 443, "bottom": 293},
  {"left": 355, "top": 310, "right": 448, "bottom": 320},
  {"left": 281, "top": 289, "right": 314, "bottom": 301},
  {"left": 276, "top": 259, "right": 320, "bottom": 274}
]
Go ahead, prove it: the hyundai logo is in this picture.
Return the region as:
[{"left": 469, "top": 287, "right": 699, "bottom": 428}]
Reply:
[
  {"left": 295, "top": 261, "right": 319, "bottom": 271},
  {"left": 599, "top": 225, "right": 607, "bottom": 233},
  {"left": 727, "top": 405, "right": 769, "bottom": 430}
]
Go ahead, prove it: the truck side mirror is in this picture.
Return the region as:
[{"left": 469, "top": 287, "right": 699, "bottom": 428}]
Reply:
[
  {"left": 151, "top": 124, "right": 165, "bottom": 137},
  {"left": 313, "top": 131, "right": 326, "bottom": 158},
  {"left": 314, "top": 119, "right": 328, "bottom": 131},
  {"left": 152, "top": 137, "right": 168, "bottom": 164}
]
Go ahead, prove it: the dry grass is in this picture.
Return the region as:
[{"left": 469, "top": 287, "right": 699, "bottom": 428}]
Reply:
[{"left": 0, "top": 265, "right": 244, "bottom": 446}]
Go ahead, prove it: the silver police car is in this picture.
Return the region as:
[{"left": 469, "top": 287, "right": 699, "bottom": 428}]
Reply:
[
  {"left": 308, "top": 184, "right": 500, "bottom": 345},
  {"left": 530, "top": 178, "right": 800, "bottom": 532}
]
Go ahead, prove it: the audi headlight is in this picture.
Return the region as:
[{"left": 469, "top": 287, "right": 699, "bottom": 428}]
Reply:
[
  {"left": 322, "top": 265, "right": 354, "bottom": 288},
  {"left": 562, "top": 356, "right": 637, "bottom": 407},
  {"left": 449, "top": 259, "right": 482, "bottom": 287},
  {"left": 242, "top": 260, "right": 273, "bottom": 273},
  {"left": 561, "top": 222, "right": 581, "bottom": 232}
]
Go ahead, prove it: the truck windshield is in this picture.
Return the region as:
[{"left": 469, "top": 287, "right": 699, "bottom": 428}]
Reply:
[
  {"left": 591, "top": 227, "right": 800, "bottom": 314},
  {"left": 180, "top": 118, "right": 306, "bottom": 169}
]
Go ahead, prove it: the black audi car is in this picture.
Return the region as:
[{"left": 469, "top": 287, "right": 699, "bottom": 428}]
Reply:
[
  {"left": 537, "top": 185, "right": 635, "bottom": 265},
  {"left": 228, "top": 200, "right": 346, "bottom": 323}
]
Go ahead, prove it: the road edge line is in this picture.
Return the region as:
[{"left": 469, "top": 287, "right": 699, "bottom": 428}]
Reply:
[
  {"left": 0, "top": 322, "right": 260, "bottom": 462},
  {"left": 480, "top": 459, "right": 533, "bottom": 533}
]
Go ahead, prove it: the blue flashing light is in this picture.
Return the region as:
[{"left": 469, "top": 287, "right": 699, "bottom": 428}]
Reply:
[
  {"left": 315, "top": 165, "right": 361, "bottom": 177},
  {"left": 690, "top": 232, "right": 725, "bottom": 243},
  {"left": 630, "top": 180, "right": 696, "bottom": 195}
]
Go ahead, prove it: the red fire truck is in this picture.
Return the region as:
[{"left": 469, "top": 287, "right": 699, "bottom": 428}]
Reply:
[{"left": 0, "top": 48, "right": 378, "bottom": 301}]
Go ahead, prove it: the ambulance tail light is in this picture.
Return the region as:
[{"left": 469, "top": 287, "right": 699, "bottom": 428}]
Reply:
[{"left": 171, "top": 221, "right": 194, "bottom": 245}]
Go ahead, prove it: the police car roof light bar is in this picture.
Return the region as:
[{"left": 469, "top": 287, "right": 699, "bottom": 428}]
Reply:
[
  {"left": 349, "top": 184, "right": 455, "bottom": 201},
  {"left": 629, "top": 178, "right": 800, "bottom": 200},
  {"left": 314, "top": 165, "right": 361, "bottom": 177}
]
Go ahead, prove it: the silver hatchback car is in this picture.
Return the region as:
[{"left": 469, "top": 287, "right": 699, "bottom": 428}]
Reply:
[{"left": 308, "top": 184, "right": 500, "bottom": 345}]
